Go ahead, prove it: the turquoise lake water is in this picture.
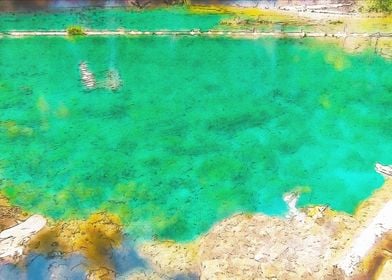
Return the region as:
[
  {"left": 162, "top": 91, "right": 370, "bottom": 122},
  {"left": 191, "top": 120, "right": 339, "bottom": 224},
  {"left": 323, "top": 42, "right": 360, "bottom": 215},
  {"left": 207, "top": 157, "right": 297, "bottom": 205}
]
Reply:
[
  {"left": 0, "top": 6, "right": 311, "bottom": 33},
  {"left": 0, "top": 7, "right": 226, "bottom": 31},
  {"left": 0, "top": 36, "right": 391, "bottom": 241}
]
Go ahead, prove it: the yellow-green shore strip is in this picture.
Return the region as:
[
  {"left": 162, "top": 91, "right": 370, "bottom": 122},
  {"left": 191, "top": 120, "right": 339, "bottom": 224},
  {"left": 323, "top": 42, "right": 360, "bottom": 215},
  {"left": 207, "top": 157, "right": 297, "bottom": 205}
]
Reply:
[{"left": 1, "top": 179, "right": 392, "bottom": 279}]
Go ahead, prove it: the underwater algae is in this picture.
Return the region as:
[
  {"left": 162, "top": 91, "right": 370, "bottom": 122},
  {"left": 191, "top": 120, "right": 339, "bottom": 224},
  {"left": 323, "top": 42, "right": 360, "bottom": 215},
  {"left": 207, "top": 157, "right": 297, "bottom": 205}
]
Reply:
[{"left": 0, "top": 35, "right": 391, "bottom": 242}]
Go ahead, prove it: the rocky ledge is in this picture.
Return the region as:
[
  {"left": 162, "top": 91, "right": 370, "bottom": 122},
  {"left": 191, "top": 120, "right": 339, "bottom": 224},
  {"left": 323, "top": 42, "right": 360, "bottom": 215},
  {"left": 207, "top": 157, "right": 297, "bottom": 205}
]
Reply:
[
  {"left": 0, "top": 177, "right": 391, "bottom": 279},
  {"left": 138, "top": 178, "right": 392, "bottom": 280}
]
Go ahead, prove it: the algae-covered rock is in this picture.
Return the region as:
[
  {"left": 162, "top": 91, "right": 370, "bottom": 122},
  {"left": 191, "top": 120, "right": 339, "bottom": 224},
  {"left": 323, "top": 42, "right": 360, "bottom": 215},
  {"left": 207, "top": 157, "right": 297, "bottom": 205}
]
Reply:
[
  {"left": 0, "top": 194, "right": 27, "bottom": 231},
  {"left": 86, "top": 267, "right": 116, "bottom": 280},
  {"left": 28, "top": 212, "right": 122, "bottom": 271}
]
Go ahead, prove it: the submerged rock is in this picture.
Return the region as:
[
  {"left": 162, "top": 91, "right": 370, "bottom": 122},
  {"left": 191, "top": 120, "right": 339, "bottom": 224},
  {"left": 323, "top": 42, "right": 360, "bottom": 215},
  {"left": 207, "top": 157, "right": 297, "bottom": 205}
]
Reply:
[
  {"left": 105, "top": 69, "right": 122, "bottom": 91},
  {"left": 79, "top": 61, "right": 96, "bottom": 90},
  {"left": 27, "top": 212, "right": 123, "bottom": 279},
  {"left": 134, "top": 180, "right": 392, "bottom": 279}
]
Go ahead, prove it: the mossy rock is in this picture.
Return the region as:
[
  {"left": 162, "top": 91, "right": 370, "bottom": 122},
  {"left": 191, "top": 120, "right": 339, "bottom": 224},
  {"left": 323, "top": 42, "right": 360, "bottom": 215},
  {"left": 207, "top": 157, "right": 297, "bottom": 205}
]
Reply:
[{"left": 67, "top": 26, "right": 86, "bottom": 36}]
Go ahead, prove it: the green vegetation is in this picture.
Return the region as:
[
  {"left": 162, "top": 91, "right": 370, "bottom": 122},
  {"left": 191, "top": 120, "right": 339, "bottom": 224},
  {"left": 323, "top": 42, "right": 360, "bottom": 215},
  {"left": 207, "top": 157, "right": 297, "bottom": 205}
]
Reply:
[
  {"left": 329, "top": 20, "right": 344, "bottom": 25},
  {"left": 66, "top": 25, "right": 86, "bottom": 36},
  {"left": 366, "top": 0, "right": 392, "bottom": 13},
  {"left": 170, "top": 0, "right": 191, "bottom": 5}
]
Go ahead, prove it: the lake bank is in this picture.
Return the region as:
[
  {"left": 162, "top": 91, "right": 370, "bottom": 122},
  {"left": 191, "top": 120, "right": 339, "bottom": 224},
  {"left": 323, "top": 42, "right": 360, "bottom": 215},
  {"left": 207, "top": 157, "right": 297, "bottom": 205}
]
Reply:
[{"left": 1, "top": 178, "right": 392, "bottom": 279}]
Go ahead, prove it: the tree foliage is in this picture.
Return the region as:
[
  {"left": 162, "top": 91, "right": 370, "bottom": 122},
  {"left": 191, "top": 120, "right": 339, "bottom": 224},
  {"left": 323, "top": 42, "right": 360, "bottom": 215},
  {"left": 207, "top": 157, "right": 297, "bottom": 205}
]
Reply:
[
  {"left": 366, "top": 0, "right": 392, "bottom": 12},
  {"left": 163, "top": 0, "right": 191, "bottom": 5}
]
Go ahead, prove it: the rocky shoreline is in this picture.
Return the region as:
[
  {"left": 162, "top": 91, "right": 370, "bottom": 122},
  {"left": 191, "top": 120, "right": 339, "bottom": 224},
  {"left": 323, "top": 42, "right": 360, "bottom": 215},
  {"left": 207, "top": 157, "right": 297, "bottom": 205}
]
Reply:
[
  {"left": 0, "top": 3, "right": 390, "bottom": 279},
  {"left": 136, "top": 178, "right": 392, "bottom": 280},
  {"left": 1, "top": 177, "right": 391, "bottom": 279},
  {"left": 1, "top": 30, "right": 391, "bottom": 61}
]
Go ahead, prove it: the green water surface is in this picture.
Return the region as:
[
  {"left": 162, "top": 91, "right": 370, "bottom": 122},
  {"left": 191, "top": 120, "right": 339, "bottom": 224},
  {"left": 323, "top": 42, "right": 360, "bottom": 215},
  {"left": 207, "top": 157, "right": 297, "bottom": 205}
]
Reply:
[
  {"left": 0, "top": 7, "right": 226, "bottom": 32},
  {"left": 0, "top": 36, "right": 391, "bottom": 241}
]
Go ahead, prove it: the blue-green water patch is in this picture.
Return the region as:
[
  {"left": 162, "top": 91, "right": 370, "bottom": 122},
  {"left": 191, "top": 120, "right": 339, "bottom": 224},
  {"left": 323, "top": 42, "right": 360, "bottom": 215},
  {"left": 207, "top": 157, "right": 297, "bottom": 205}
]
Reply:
[
  {"left": 0, "top": 7, "right": 226, "bottom": 31},
  {"left": 0, "top": 36, "right": 391, "bottom": 241}
]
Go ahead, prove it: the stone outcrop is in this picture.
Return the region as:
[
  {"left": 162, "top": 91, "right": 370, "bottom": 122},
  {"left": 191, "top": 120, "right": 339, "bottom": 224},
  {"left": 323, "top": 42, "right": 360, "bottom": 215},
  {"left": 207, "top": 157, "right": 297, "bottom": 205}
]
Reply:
[
  {"left": 137, "top": 240, "right": 200, "bottom": 277},
  {"left": 121, "top": 270, "right": 168, "bottom": 280},
  {"left": 28, "top": 212, "right": 122, "bottom": 279},
  {"left": 342, "top": 179, "right": 392, "bottom": 278},
  {"left": 134, "top": 205, "right": 358, "bottom": 279},
  {"left": 2, "top": 180, "right": 392, "bottom": 279},
  {"left": 198, "top": 210, "right": 356, "bottom": 279},
  {"left": 136, "top": 179, "right": 392, "bottom": 280},
  {"left": 0, "top": 195, "right": 27, "bottom": 231}
]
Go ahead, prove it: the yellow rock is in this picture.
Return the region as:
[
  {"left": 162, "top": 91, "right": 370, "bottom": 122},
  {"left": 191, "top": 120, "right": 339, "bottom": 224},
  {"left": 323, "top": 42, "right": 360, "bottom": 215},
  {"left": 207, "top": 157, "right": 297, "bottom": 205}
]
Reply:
[
  {"left": 354, "top": 179, "right": 392, "bottom": 224},
  {"left": 378, "top": 260, "right": 392, "bottom": 280},
  {"left": 86, "top": 267, "right": 116, "bottom": 280},
  {"left": 29, "top": 212, "right": 122, "bottom": 269},
  {"left": 138, "top": 240, "right": 200, "bottom": 277},
  {"left": 0, "top": 194, "right": 28, "bottom": 231}
]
